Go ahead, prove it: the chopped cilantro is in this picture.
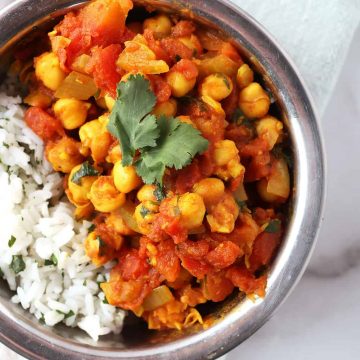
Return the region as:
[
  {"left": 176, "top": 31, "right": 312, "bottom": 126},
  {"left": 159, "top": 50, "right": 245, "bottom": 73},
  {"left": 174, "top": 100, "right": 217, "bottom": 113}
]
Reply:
[
  {"left": 88, "top": 224, "right": 96, "bottom": 233},
  {"left": 45, "top": 254, "right": 58, "bottom": 266},
  {"left": 153, "top": 183, "right": 166, "bottom": 201},
  {"left": 103, "top": 297, "right": 109, "bottom": 304},
  {"left": 0, "top": 268, "right": 4, "bottom": 277},
  {"left": 39, "top": 313, "right": 45, "bottom": 324},
  {"left": 71, "top": 161, "right": 99, "bottom": 185},
  {"left": 236, "top": 200, "right": 247, "bottom": 212},
  {"left": 56, "top": 309, "right": 75, "bottom": 319},
  {"left": 3, "top": 143, "right": 9, "bottom": 149},
  {"left": 108, "top": 75, "right": 209, "bottom": 185},
  {"left": 216, "top": 73, "right": 230, "bottom": 89},
  {"left": 8, "top": 235, "right": 16, "bottom": 248},
  {"left": 10, "top": 255, "right": 25, "bottom": 274},
  {"left": 140, "top": 206, "right": 151, "bottom": 218},
  {"left": 265, "top": 219, "right": 281, "bottom": 233},
  {"left": 231, "top": 108, "right": 254, "bottom": 128}
]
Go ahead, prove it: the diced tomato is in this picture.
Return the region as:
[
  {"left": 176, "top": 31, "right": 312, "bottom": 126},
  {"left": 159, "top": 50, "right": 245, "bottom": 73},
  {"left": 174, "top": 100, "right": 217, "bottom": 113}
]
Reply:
[
  {"left": 55, "top": 0, "right": 132, "bottom": 69},
  {"left": 143, "top": 29, "right": 172, "bottom": 64},
  {"left": 226, "top": 265, "right": 266, "bottom": 297},
  {"left": 160, "top": 38, "right": 193, "bottom": 61},
  {"left": 175, "top": 161, "right": 202, "bottom": 194},
  {"left": 219, "top": 42, "right": 243, "bottom": 63},
  {"left": 149, "top": 75, "right": 172, "bottom": 103},
  {"left": 198, "top": 149, "right": 215, "bottom": 177},
  {"left": 171, "top": 20, "right": 196, "bottom": 38},
  {"left": 239, "top": 137, "right": 269, "bottom": 158},
  {"left": 171, "top": 59, "right": 198, "bottom": 80},
  {"left": 180, "top": 255, "right": 211, "bottom": 279},
  {"left": 87, "top": 44, "right": 122, "bottom": 98},
  {"left": 154, "top": 239, "right": 181, "bottom": 282},
  {"left": 118, "top": 248, "right": 150, "bottom": 281},
  {"left": 177, "top": 239, "right": 210, "bottom": 259},
  {"left": 203, "top": 271, "right": 234, "bottom": 302},
  {"left": 205, "top": 241, "right": 241, "bottom": 269},
  {"left": 248, "top": 230, "right": 281, "bottom": 272},
  {"left": 25, "top": 107, "right": 64, "bottom": 141},
  {"left": 245, "top": 152, "right": 271, "bottom": 182}
]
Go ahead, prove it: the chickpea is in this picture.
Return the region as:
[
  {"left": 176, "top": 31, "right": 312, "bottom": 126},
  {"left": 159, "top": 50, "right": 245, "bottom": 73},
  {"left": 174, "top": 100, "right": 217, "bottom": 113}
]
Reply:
[
  {"left": 67, "top": 164, "right": 98, "bottom": 205},
  {"left": 105, "top": 210, "right": 135, "bottom": 236},
  {"left": 74, "top": 201, "right": 94, "bottom": 220},
  {"left": 137, "top": 184, "right": 157, "bottom": 202},
  {"left": 236, "top": 64, "right": 254, "bottom": 89},
  {"left": 256, "top": 115, "right": 283, "bottom": 150},
  {"left": 193, "top": 178, "right": 225, "bottom": 208},
  {"left": 79, "top": 119, "right": 103, "bottom": 148},
  {"left": 213, "top": 140, "right": 245, "bottom": 180},
  {"left": 256, "top": 179, "right": 279, "bottom": 203},
  {"left": 88, "top": 176, "right": 126, "bottom": 212},
  {"left": 201, "top": 95, "right": 225, "bottom": 115},
  {"left": 134, "top": 201, "right": 159, "bottom": 234},
  {"left": 113, "top": 162, "right": 142, "bottom": 194},
  {"left": 152, "top": 99, "right": 177, "bottom": 117},
  {"left": 143, "top": 14, "right": 172, "bottom": 39},
  {"left": 84, "top": 231, "right": 113, "bottom": 266},
  {"left": 214, "top": 140, "right": 239, "bottom": 166},
  {"left": 166, "top": 71, "right": 196, "bottom": 98},
  {"left": 206, "top": 192, "right": 239, "bottom": 233},
  {"left": 177, "top": 193, "right": 206, "bottom": 230},
  {"left": 54, "top": 98, "right": 91, "bottom": 130},
  {"left": 34, "top": 52, "right": 65, "bottom": 91},
  {"left": 79, "top": 116, "right": 111, "bottom": 163},
  {"left": 238, "top": 82, "right": 270, "bottom": 119},
  {"left": 178, "top": 35, "right": 202, "bottom": 56},
  {"left": 104, "top": 94, "right": 116, "bottom": 111},
  {"left": 46, "top": 137, "right": 83, "bottom": 173},
  {"left": 199, "top": 73, "right": 233, "bottom": 101},
  {"left": 106, "top": 144, "right": 122, "bottom": 164}
]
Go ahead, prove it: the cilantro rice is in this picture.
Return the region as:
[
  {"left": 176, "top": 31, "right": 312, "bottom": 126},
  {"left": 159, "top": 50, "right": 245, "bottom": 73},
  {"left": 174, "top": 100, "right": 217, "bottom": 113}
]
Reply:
[{"left": 0, "top": 87, "right": 126, "bottom": 340}]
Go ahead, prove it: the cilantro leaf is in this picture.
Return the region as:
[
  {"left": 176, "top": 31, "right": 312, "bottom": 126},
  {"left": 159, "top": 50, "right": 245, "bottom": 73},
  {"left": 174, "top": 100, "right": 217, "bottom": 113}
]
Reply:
[
  {"left": 71, "top": 161, "right": 99, "bottom": 185},
  {"left": 10, "top": 255, "right": 25, "bottom": 274},
  {"left": 140, "top": 206, "right": 151, "bottom": 218},
  {"left": 136, "top": 116, "right": 209, "bottom": 184},
  {"left": 88, "top": 224, "right": 96, "bottom": 233},
  {"left": 265, "top": 219, "right": 281, "bottom": 233},
  {"left": 153, "top": 183, "right": 166, "bottom": 201},
  {"left": 56, "top": 309, "right": 75, "bottom": 319},
  {"left": 8, "top": 235, "right": 16, "bottom": 248},
  {"left": 45, "top": 254, "right": 58, "bottom": 266},
  {"left": 107, "top": 75, "right": 159, "bottom": 166}
]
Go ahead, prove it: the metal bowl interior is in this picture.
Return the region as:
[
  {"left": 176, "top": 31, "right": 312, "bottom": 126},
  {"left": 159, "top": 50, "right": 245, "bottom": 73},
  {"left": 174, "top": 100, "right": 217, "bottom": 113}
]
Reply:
[{"left": 0, "top": 0, "right": 325, "bottom": 359}]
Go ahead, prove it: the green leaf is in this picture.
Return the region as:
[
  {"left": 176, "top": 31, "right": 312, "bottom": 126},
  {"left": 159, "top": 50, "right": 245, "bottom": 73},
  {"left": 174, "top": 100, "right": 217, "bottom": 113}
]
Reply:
[
  {"left": 136, "top": 116, "right": 209, "bottom": 185},
  {"left": 56, "top": 309, "right": 75, "bottom": 319},
  {"left": 39, "top": 313, "right": 45, "bottom": 324},
  {"left": 153, "top": 183, "right": 166, "bottom": 201},
  {"left": 88, "top": 224, "right": 96, "bottom": 233},
  {"left": 264, "top": 219, "right": 281, "bottom": 233},
  {"left": 103, "top": 297, "right": 109, "bottom": 304},
  {"left": 10, "top": 255, "right": 25, "bottom": 274},
  {"left": 107, "top": 75, "right": 159, "bottom": 166},
  {"left": 71, "top": 161, "right": 99, "bottom": 185},
  {"left": 235, "top": 200, "right": 247, "bottom": 212},
  {"left": 0, "top": 268, "right": 4, "bottom": 277},
  {"left": 8, "top": 235, "right": 16, "bottom": 248},
  {"left": 140, "top": 206, "right": 151, "bottom": 218},
  {"left": 45, "top": 254, "right": 58, "bottom": 266}
]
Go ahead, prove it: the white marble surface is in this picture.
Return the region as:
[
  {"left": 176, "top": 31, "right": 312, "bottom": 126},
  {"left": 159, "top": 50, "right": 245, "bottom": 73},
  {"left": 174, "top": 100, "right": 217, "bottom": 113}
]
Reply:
[{"left": 1, "top": 1, "right": 360, "bottom": 359}]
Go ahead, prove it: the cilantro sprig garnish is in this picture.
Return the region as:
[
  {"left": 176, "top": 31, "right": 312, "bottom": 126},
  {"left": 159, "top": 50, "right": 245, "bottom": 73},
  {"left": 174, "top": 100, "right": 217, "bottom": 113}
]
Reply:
[{"left": 108, "top": 75, "right": 209, "bottom": 185}]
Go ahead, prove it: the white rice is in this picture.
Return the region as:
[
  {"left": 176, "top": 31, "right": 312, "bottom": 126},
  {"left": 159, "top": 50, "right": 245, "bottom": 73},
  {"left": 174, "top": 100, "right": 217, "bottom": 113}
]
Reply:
[{"left": 0, "top": 90, "right": 126, "bottom": 341}]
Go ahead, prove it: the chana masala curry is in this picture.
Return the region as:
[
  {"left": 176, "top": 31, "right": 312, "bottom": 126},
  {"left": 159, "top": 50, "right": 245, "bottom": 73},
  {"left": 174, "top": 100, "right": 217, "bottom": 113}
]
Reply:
[{"left": 18, "top": 0, "right": 291, "bottom": 330}]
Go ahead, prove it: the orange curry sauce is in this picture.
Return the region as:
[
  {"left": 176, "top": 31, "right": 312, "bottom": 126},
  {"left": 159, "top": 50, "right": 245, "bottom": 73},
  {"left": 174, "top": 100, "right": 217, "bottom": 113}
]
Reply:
[{"left": 18, "top": 0, "right": 291, "bottom": 330}]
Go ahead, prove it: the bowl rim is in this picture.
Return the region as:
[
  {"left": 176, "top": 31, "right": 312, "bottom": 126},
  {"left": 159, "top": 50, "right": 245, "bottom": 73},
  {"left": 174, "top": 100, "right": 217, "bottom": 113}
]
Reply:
[{"left": 0, "top": 0, "right": 325, "bottom": 359}]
